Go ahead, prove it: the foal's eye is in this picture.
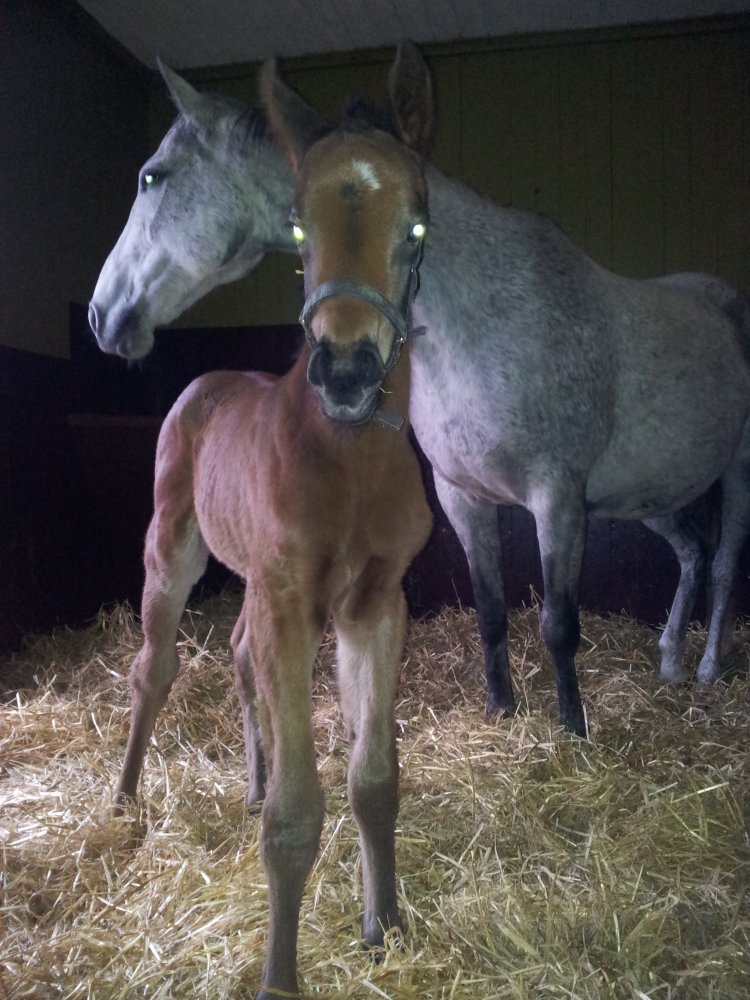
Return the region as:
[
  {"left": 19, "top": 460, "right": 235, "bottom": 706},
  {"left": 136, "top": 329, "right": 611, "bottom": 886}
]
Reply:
[
  {"left": 407, "top": 222, "right": 426, "bottom": 243},
  {"left": 291, "top": 223, "right": 305, "bottom": 243}
]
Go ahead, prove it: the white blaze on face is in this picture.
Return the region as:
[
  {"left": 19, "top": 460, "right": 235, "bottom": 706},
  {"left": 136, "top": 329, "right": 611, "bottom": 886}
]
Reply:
[{"left": 349, "top": 158, "right": 381, "bottom": 191}]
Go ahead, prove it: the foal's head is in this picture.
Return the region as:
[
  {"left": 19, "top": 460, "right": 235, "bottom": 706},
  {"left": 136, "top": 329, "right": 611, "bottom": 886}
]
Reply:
[{"left": 262, "top": 43, "right": 434, "bottom": 425}]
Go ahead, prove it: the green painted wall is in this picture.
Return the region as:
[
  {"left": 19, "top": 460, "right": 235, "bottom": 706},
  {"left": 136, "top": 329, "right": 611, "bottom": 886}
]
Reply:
[
  {"left": 158, "top": 17, "right": 750, "bottom": 330},
  {"left": 1, "top": 1, "right": 150, "bottom": 358}
]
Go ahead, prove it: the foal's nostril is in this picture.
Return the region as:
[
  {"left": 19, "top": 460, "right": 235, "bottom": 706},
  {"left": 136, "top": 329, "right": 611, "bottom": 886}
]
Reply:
[
  {"left": 88, "top": 303, "right": 100, "bottom": 336},
  {"left": 357, "top": 341, "right": 385, "bottom": 382}
]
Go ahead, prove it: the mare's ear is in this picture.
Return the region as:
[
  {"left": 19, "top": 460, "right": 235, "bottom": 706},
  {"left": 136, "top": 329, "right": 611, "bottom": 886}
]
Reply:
[
  {"left": 387, "top": 41, "right": 434, "bottom": 156},
  {"left": 158, "top": 58, "right": 216, "bottom": 134},
  {"left": 260, "top": 59, "right": 329, "bottom": 175}
]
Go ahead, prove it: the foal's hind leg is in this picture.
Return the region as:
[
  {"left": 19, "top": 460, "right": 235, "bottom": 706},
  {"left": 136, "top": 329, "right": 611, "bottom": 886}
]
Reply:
[
  {"left": 230, "top": 609, "right": 266, "bottom": 807},
  {"left": 113, "top": 411, "right": 209, "bottom": 811},
  {"left": 531, "top": 485, "right": 588, "bottom": 737},
  {"left": 696, "top": 456, "right": 750, "bottom": 684},
  {"left": 333, "top": 583, "right": 407, "bottom": 947},
  {"left": 644, "top": 502, "right": 712, "bottom": 683},
  {"left": 433, "top": 473, "right": 515, "bottom": 715},
  {"left": 114, "top": 502, "right": 209, "bottom": 811}
]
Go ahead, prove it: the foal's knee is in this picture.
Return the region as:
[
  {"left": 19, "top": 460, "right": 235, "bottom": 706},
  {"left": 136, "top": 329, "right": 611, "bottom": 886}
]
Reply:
[{"left": 261, "top": 784, "right": 325, "bottom": 875}]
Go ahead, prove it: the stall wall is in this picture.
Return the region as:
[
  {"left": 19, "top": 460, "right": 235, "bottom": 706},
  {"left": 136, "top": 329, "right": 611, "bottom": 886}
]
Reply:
[{"left": 0, "top": 1, "right": 150, "bottom": 358}]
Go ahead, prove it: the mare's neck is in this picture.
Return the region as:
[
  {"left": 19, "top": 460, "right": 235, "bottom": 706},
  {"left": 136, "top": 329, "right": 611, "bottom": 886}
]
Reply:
[{"left": 240, "top": 140, "right": 297, "bottom": 259}]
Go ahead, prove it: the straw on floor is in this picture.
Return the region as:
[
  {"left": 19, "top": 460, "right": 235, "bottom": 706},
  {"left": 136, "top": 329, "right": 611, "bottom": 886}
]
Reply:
[{"left": 1, "top": 589, "right": 748, "bottom": 999}]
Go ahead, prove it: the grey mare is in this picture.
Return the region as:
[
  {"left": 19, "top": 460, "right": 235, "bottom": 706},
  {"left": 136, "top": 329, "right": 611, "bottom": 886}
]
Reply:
[{"left": 89, "top": 48, "right": 750, "bottom": 738}]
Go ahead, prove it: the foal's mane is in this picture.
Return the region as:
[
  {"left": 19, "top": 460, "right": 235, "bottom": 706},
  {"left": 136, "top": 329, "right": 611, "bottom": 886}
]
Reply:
[{"left": 339, "top": 96, "right": 396, "bottom": 137}]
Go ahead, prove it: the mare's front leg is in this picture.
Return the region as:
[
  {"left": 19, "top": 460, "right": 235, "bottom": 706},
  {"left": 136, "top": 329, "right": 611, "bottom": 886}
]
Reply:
[
  {"left": 644, "top": 503, "right": 711, "bottom": 683},
  {"left": 249, "top": 590, "right": 325, "bottom": 1000},
  {"left": 530, "top": 485, "right": 588, "bottom": 737},
  {"left": 114, "top": 429, "right": 209, "bottom": 812},
  {"left": 433, "top": 472, "right": 515, "bottom": 715},
  {"left": 333, "top": 584, "right": 407, "bottom": 947}
]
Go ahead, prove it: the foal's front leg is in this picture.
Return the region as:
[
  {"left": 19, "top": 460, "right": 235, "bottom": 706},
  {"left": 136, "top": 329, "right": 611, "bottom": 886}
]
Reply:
[
  {"left": 230, "top": 610, "right": 266, "bottom": 807},
  {"left": 249, "top": 593, "right": 325, "bottom": 1000},
  {"left": 333, "top": 586, "right": 406, "bottom": 947}
]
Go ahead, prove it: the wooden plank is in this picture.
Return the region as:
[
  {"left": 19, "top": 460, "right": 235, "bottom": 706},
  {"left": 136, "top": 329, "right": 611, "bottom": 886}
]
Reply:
[
  {"left": 429, "top": 52, "right": 463, "bottom": 178},
  {"left": 662, "top": 35, "right": 693, "bottom": 276},
  {"left": 505, "top": 46, "right": 561, "bottom": 220},
  {"left": 712, "top": 31, "right": 750, "bottom": 288},
  {"left": 459, "top": 49, "right": 514, "bottom": 204},
  {"left": 610, "top": 36, "right": 665, "bottom": 278},
  {"left": 558, "top": 41, "right": 613, "bottom": 267}
]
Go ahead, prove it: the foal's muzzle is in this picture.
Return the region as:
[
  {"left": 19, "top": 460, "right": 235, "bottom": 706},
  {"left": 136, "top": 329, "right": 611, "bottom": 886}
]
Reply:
[
  {"left": 307, "top": 339, "right": 386, "bottom": 425},
  {"left": 300, "top": 276, "right": 417, "bottom": 427}
]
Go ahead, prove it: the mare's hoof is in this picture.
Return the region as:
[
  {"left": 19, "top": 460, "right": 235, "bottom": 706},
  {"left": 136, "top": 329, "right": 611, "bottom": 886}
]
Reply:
[
  {"left": 659, "top": 665, "right": 690, "bottom": 685},
  {"left": 561, "top": 709, "right": 588, "bottom": 740},
  {"left": 245, "top": 791, "right": 265, "bottom": 816},
  {"left": 485, "top": 696, "right": 517, "bottom": 718},
  {"left": 364, "top": 921, "right": 404, "bottom": 961}
]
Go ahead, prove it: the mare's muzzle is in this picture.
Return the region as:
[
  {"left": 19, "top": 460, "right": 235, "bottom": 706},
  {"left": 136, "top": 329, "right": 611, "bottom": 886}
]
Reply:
[{"left": 300, "top": 277, "right": 416, "bottom": 427}]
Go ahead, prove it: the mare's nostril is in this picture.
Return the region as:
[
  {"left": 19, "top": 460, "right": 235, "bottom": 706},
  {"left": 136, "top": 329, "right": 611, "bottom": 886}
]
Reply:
[{"left": 88, "top": 303, "right": 100, "bottom": 336}]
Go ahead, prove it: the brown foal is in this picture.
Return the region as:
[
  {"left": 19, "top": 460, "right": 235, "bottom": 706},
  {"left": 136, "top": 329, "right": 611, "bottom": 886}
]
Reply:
[{"left": 113, "top": 44, "right": 434, "bottom": 999}]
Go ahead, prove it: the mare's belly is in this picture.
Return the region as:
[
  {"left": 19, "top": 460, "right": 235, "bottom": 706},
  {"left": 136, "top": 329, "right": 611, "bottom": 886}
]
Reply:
[{"left": 586, "top": 422, "right": 743, "bottom": 520}]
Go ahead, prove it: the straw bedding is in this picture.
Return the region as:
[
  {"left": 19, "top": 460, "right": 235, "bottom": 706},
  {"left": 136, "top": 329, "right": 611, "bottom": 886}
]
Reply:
[{"left": 1, "top": 589, "right": 748, "bottom": 999}]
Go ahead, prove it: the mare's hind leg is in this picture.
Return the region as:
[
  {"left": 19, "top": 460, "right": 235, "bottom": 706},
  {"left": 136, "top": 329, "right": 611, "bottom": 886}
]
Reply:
[
  {"left": 230, "top": 609, "right": 266, "bottom": 807},
  {"left": 644, "top": 501, "right": 712, "bottom": 683},
  {"left": 531, "top": 485, "right": 587, "bottom": 737},
  {"left": 333, "top": 582, "right": 406, "bottom": 947},
  {"left": 249, "top": 590, "right": 325, "bottom": 1000},
  {"left": 696, "top": 455, "right": 750, "bottom": 684},
  {"left": 433, "top": 472, "right": 515, "bottom": 716},
  {"left": 114, "top": 499, "right": 209, "bottom": 812}
]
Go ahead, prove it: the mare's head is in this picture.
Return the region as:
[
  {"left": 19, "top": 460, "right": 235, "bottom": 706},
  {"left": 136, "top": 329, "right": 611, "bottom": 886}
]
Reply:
[
  {"left": 262, "top": 42, "right": 433, "bottom": 425},
  {"left": 88, "top": 63, "right": 294, "bottom": 359}
]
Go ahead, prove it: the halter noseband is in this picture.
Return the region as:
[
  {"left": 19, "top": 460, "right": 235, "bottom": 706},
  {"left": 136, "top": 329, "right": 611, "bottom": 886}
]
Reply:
[{"left": 298, "top": 251, "right": 423, "bottom": 378}]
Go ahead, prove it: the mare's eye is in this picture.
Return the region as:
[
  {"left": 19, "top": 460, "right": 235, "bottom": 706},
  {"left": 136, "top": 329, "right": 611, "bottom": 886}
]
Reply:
[
  {"left": 140, "top": 170, "right": 162, "bottom": 192},
  {"left": 408, "top": 222, "right": 426, "bottom": 243},
  {"left": 291, "top": 222, "right": 305, "bottom": 243}
]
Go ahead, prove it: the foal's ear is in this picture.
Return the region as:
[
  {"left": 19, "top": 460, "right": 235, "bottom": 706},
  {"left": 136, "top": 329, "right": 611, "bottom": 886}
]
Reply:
[
  {"left": 158, "top": 59, "right": 216, "bottom": 135},
  {"left": 387, "top": 41, "right": 434, "bottom": 156},
  {"left": 260, "top": 60, "right": 330, "bottom": 175}
]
